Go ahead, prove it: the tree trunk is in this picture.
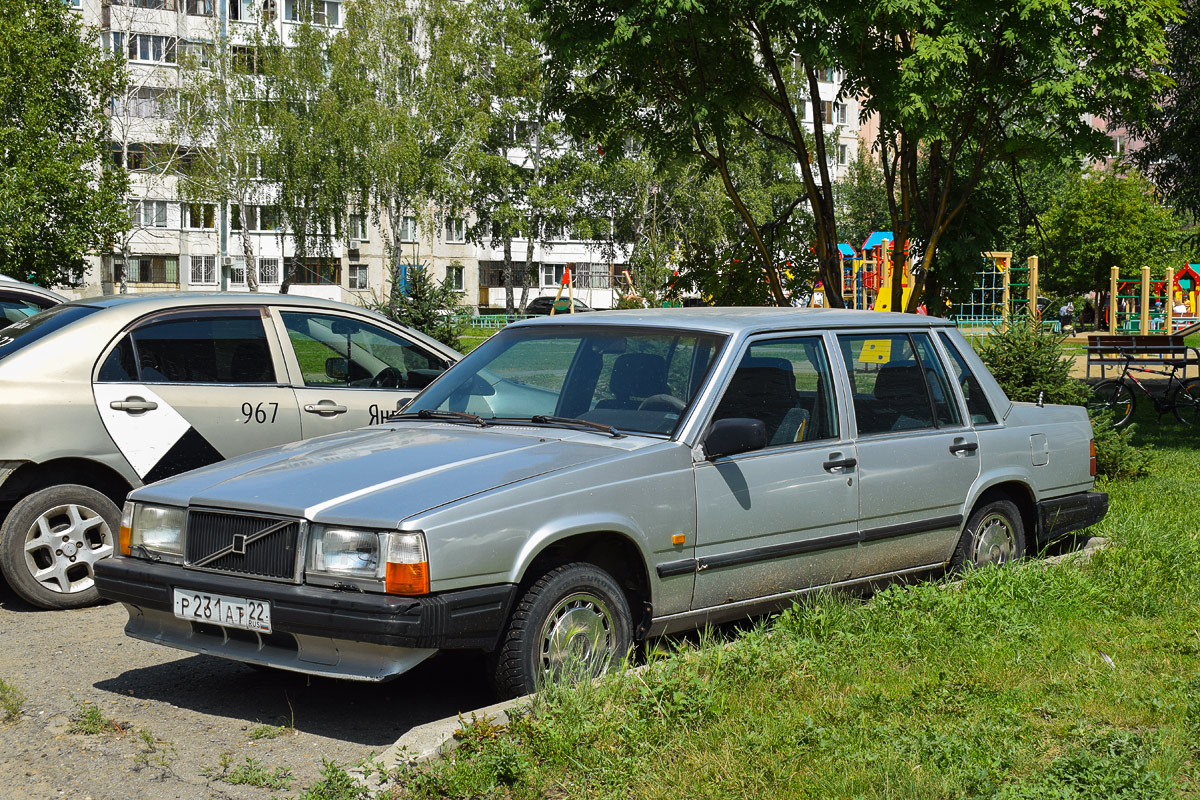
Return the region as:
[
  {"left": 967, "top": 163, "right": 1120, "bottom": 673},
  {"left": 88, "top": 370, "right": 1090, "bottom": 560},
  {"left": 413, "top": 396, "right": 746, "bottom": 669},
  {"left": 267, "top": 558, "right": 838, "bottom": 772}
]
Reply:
[
  {"left": 237, "top": 201, "right": 258, "bottom": 292},
  {"left": 503, "top": 236, "right": 515, "bottom": 314},
  {"left": 519, "top": 234, "right": 534, "bottom": 311}
]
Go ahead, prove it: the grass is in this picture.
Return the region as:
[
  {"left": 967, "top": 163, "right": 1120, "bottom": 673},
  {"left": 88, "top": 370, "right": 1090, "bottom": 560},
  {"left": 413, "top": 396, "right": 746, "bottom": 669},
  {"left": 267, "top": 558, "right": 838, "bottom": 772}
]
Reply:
[
  {"left": 459, "top": 326, "right": 495, "bottom": 353},
  {"left": 204, "top": 754, "right": 294, "bottom": 791},
  {"left": 0, "top": 678, "right": 25, "bottom": 723},
  {"left": 68, "top": 699, "right": 126, "bottom": 735},
  {"left": 247, "top": 722, "right": 292, "bottom": 740},
  {"left": 364, "top": 399, "right": 1200, "bottom": 799}
]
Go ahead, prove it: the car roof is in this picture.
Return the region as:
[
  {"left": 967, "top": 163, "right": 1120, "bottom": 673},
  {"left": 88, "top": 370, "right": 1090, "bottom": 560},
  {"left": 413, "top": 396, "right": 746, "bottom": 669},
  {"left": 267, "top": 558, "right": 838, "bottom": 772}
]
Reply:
[
  {"left": 0, "top": 276, "right": 68, "bottom": 303},
  {"left": 510, "top": 306, "right": 954, "bottom": 335},
  {"left": 71, "top": 291, "right": 374, "bottom": 313}
]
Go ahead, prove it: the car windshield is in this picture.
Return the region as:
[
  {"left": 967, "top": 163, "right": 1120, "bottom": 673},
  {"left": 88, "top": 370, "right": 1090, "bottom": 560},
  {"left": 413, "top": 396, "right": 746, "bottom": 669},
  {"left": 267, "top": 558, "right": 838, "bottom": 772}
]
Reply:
[
  {"left": 406, "top": 325, "right": 727, "bottom": 436},
  {"left": 0, "top": 304, "right": 100, "bottom": 363}
]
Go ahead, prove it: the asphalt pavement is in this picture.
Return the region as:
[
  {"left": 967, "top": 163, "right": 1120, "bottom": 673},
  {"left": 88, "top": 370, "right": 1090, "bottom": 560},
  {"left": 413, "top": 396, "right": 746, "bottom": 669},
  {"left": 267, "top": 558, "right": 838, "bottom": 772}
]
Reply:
[{"left": 0, "top": 581, "right": 494, "bottom": 800}]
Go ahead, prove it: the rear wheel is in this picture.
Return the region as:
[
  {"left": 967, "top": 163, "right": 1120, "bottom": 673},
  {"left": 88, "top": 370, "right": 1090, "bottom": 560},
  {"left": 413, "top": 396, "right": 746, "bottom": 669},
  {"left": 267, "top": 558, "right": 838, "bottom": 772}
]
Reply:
[
  {"left": 1172, "top": 379, "right": 1200, "bottom": 425},
  {"left": 489, "top": 562, "right": 632, "bottom": 700},
  {"left": 0, "top": 484, "right": 119, "bottom": 609},
  {"left": 1089, "top": 380, "right": 1135, "bottom": 427},
  {"left": 951, "top": 498, "right": 1026, "bottom": 570}
]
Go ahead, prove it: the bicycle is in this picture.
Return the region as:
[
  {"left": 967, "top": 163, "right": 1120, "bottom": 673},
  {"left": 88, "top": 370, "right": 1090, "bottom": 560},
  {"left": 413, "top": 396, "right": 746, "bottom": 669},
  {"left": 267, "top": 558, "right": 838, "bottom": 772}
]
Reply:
[{"left": 1088, "top": 351, "right": 1200, "bottom": 427}]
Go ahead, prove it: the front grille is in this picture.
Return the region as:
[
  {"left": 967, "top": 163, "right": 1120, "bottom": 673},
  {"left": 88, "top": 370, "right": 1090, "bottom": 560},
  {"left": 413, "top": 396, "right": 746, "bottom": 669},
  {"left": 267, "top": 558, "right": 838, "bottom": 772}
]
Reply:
[{"left": 185, "top": 510, "right": 300, "bottom": 580}]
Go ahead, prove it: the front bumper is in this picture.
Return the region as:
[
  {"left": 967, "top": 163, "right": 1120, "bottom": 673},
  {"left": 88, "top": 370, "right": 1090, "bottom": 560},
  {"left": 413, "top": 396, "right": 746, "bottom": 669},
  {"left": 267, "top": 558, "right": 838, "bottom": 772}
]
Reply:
[
  {"left": 95, "top": 557, "right": 516, "bottom": 681},
  {"left": 1036, "top": 490, "right": 1109, "bottom": 545}
]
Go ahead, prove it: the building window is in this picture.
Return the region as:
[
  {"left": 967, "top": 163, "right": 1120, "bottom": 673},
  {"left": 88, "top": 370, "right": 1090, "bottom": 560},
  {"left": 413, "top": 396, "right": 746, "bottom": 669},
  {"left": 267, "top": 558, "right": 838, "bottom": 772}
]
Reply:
[
  {"left": 115, "top": 87, "right": 172, "bottom": 119},
  {"left": 349, "top": 213, "right": 368, "bottom": 241},
  {"left": 285, "top": 0, "right": 339, "bottom": 24},
  {"left": 399, "top": 215, "right": 417, "bottom": 242},
  {"left": 444, "top": 217, "right": 465, "bottom": 243},
  {"left": 1112, "top": 135, "right": 1127, "bottom": 156},
  {"left": 575, "top": 262, "right": 613, "bottom": 289},
  {"left": 128, "top": 34, "right": 177, "bottom": 64},
  {"left": 448, "top": 264, "right": 464, "bottom": 291},
  {"left": 288, "top": 257, "right": 340, "bottom": 285},
  {"left": 125, "top": 255, "right": 179, "bottom": 284},
  {"left": 189, "top": 255, "right": 217, "bottom": 285},
  {"left": 259, "top": 257, "right": 280, "bottom": 284},
  {"left": 818, "top": 100, "right": 834, "bottom": 125},
  {"left": 177, "top": 41, "right": 212, "bottom": 68},
  {"left": 132, "top": 200, "right": 169, "bottom": 228},
  {"left": 107, "top": 32, "right": 126, "bottom": 58},
  {"left": 833, "top": 102, "right": 848, "bottom": 125},
  {"left": 185, "top": 0, "right": 213, "bottom": 15},
  {"left": 232, "top": 45, "right": 259, "bottom": 74},
  {"left": 541, "top": 263, "right": 566, "bottom": 287},
  {"left": 182, "top": 202, "right": 215, "bottom": 230},
  {"left": 348, "top": 264, "right": 368, "bottom": 290},
  {"left": 837, "top": 143, "right": 849, "bottom": 166},
  {"left": 817, "top": 67, "right": 837, "bottom": 83}
]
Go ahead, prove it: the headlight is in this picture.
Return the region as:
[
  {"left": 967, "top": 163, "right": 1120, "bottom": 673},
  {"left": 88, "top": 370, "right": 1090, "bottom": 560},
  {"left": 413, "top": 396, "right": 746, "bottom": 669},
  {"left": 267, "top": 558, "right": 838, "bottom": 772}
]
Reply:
[
  {"left": 124, "top": 503, "right": 186, "bottom": 561},
  {"left": 307, "top": 526, "right": 428, "bottom": 595},
  {"left": 309, "top": 527, "right": 383, "bottom": 577}
]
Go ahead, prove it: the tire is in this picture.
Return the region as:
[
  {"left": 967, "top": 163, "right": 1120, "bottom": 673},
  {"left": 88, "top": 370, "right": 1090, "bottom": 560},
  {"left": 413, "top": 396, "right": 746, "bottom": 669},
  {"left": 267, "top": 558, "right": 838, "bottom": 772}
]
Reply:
[
  {"left": 1172, "top": 379, "right": 1200, "bottom": 425},
  {"left": 1088, "top": 380, "right": 1135, "bottom": 428},
  {"left": 951, "top": 498, "right": 1026, "bottom": 570},
  {"left": 489, "top": 562, "right": 633, "bottom": 700},
  {"left": 0, "top": 484, "right": 120, "bottom": 609}
]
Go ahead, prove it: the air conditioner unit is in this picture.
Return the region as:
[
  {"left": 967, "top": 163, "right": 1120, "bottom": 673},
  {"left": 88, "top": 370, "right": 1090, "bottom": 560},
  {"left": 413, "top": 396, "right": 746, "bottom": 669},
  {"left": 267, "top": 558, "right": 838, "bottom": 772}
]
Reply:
[
  {"left": 348, "top": 238, "right": 362, "bottom": 251},
  {"left": 222, "top": 256, "right": 233, "bottom": 267}
]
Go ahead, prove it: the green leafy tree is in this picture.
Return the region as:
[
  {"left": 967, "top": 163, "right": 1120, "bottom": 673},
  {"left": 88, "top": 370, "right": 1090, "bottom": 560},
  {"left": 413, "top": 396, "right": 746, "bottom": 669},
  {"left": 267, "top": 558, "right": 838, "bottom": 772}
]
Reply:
[
  {"left": 334, "top": 0, "right": 478, "bottom": 313},
  {"left": 531, "top": 0, "right": 851, "bottom": 307},
  {"left": 0, "top": 0, "right": 129, "bottom": 285},
  {"left": 835, "top": 145, "right": 890, "bottom": 253},
  {"left": 258, "top": 22, "right": 355, "bottom": 293},
  {"left": 1041, "top": 168, "right": 1182, "bottom": 298},
  {"left": 173, "top": 35, "right": 270, "bottom": 291},
  {"left": 842, "top": 0, "right": 1177, "bottom": 312},
  {"left": 1127, "top": 0, "right": 1200, "bottom": 243}
]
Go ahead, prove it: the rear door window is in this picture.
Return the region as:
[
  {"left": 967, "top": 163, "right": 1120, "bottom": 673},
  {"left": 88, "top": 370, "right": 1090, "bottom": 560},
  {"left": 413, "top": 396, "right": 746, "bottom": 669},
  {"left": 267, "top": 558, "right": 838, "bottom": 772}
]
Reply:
[
  {"left": 839, "top": 332, "right": 955, "bottom": 435},
  {"left": 937, "top": 331, "right": 998, "bottom": 425},
  {"left": 97, "top": 310, "right": 276, "bottom": 384}
]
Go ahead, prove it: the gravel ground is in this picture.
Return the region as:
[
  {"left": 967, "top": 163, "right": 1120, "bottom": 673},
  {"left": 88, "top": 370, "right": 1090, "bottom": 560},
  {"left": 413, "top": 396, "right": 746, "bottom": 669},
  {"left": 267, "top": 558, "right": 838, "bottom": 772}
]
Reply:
[{"left": 0, "top": 582, "right": 494, "bottom": 800}]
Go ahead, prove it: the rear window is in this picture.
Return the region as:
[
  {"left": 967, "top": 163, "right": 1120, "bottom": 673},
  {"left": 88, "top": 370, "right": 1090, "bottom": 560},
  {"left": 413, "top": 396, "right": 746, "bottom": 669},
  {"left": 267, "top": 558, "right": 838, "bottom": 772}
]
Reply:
[{"left": 0, "top": 305, "right": 100, "bottom": 363}]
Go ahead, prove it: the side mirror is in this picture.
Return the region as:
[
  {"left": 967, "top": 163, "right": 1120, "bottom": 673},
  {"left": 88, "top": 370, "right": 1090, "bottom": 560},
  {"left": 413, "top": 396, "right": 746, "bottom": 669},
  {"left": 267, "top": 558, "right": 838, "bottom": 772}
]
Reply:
[
  {"left": 395, "top": 398, "right": 412, "bottom": 413},
  {"left": 325, "top": 357, "right": 349, "bottom": 381},
  {"left": 704, "top": 418, "right": 767, "bottom": 460}
]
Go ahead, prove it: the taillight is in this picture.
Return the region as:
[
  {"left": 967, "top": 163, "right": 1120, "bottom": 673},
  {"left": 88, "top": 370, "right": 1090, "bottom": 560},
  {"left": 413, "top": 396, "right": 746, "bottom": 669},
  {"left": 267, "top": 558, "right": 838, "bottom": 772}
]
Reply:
[{"left": 1089, "top": 439, "right": 1097, "bottom": 477}]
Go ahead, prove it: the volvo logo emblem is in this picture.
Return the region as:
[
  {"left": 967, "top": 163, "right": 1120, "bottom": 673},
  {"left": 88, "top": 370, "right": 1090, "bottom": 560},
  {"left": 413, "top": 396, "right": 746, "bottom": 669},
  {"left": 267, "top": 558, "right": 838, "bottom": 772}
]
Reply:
[{"left": 231, "top": 534, "right": 247, "bottom": 555}]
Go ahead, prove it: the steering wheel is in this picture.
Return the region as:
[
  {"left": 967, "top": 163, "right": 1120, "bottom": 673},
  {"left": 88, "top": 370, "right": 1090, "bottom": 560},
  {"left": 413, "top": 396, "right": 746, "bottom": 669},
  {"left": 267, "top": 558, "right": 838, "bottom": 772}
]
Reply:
[
  {"left": 370, "top": 366, "right": 404, "bottom": 389},
  {"left": 638, "top": 394, "right": 686, "bottom": 412}
]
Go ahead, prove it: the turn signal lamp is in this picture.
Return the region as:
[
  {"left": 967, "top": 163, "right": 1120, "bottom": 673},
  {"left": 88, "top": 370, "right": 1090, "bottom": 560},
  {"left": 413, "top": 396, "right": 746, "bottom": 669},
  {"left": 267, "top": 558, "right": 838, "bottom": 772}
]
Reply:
[
  {"left": 1089, "top": 439, "right": 1097, "bottom": 477},
  {"left": 385, "top": 532, "right": 430, "bottom": 595},
  {"left": 119, "top": 502, "right": 134, "bottom": 556}
]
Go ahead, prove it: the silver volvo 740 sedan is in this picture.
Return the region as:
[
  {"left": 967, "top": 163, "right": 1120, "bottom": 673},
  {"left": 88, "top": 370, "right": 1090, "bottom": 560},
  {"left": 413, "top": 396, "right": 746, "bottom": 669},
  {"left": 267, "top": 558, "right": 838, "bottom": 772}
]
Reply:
[
  {"left": 95, "top": 309, "right": 1107, "bottom": 698},
  {"left": 0, "top": 294, "right": 458, "bottom": 609}
]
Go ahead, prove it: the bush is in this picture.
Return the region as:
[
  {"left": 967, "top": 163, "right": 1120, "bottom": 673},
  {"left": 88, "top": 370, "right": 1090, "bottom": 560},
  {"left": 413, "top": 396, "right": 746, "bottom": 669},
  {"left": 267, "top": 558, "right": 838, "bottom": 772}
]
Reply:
[
  {"left": 364, "top": 263, "right": 464, "bottom": 351},
  {"left": 976, "top": 316, "right": 1091, "bottom": 406},
  {"left": 976, "top": 317, "right": 1149, "bottom": 479}
]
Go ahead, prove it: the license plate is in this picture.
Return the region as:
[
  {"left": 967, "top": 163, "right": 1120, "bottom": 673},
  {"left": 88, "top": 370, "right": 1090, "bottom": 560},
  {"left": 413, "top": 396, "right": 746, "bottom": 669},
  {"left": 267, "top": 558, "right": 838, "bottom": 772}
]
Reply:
[{"left": 172, "top": 588, "right": 272, "bottom": 633}]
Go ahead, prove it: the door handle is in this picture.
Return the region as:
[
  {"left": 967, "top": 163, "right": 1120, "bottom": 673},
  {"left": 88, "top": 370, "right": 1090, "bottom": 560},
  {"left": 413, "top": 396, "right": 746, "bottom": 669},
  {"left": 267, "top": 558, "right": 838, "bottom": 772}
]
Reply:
[
  {"left": 109, "top": 398, "right": 158, "bottom": 413},
  {"left": 822, "top": 457, "right": 857, "bottom": 472},
  {"left": 949, "top": 441, "right": 979, "bottom": 455},
  {"left": 304, "top": 402, "right": 348, "bottom": 416}
]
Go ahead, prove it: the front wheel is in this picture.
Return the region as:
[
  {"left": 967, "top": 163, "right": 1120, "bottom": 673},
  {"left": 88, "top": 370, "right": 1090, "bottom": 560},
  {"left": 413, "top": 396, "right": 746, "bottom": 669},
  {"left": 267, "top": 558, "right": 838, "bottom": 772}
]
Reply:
[
  {"left": 0, "top": 484, "right": 120, "bottom": 609},
  {"left": 951, "top": 498, "right": 1026, "bottom": 570},
  {"left": 1172, "top": 379, "right": 1200, "bottom": 425},
  {"left": 489, "top": 562, "right": 633, "bottom": 699},
  {"left": 1089, "top": 380, "right": 1135, "bottom": 428}
]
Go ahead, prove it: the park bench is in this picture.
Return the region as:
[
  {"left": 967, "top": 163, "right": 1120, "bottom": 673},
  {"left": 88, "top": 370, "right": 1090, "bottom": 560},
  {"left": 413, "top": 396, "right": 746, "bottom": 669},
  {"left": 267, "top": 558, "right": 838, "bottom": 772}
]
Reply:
[{"left": 1084, "top": 334, "right": 1200, "bottom": 380}]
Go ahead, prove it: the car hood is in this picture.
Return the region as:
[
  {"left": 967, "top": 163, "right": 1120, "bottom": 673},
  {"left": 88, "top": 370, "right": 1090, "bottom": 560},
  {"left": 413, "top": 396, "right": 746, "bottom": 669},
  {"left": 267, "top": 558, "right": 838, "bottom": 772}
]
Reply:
[{"left": 132, "top": 423, "right": 624, "bottom": 524}]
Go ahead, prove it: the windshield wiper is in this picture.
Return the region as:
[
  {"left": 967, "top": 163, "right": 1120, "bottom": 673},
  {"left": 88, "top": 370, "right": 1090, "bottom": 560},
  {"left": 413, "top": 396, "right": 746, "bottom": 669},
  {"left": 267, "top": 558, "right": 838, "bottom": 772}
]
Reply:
[
  {"left": 529, "top": 415, "right": 625, "bottom": 438},
  {"left": 391, "top": 409, "right": 489, "bottom": 427}
]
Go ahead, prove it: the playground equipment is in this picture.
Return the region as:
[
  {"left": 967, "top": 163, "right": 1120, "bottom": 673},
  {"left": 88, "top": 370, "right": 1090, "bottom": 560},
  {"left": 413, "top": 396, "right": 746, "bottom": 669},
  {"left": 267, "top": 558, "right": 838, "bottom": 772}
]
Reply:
[
  {"left": 949, "top": 254, "right": 1043, "bottom": 332},
  {"left": 838, "top": 232, "right": 915, "bottom": 312},
  {"left": 1106, "top": 264, "right": 1200, "bottom": 335}
]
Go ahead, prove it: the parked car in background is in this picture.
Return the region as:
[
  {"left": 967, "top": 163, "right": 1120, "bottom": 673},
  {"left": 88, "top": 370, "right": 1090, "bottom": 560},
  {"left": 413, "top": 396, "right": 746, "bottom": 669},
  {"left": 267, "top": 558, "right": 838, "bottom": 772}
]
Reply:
[
  {"left": 0, "top": 276, "right": 66, "bottom": 328},
  {"left": 95, "top": 309, "right": 1105, "bottom": 698},
  {"left": 524, "top": 296, "right": 593, "bottom": 315},
  {"left": 0, "top": 293, "right": 459, "bottom": 609}
]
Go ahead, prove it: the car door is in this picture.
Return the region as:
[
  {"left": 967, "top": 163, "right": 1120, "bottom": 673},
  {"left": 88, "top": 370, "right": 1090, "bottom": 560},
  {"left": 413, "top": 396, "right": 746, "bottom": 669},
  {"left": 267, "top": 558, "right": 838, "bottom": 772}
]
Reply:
[
  {"left": 273, "top": 309, "right": 453, "bottom": 437},
  {"left": 836, "top": 331, "right": 979, "bottom": 579},
  {"left": 92, "top": 307, "right": 302, "bottom": 484},
  {"left": 691, "top": 334, "right": 859, "bottom": 610}
]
